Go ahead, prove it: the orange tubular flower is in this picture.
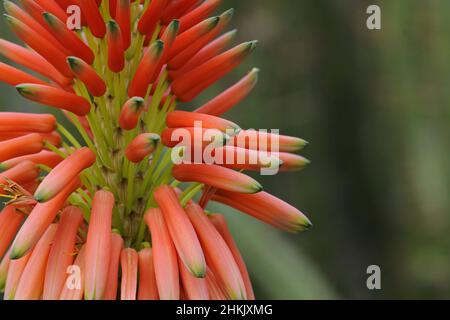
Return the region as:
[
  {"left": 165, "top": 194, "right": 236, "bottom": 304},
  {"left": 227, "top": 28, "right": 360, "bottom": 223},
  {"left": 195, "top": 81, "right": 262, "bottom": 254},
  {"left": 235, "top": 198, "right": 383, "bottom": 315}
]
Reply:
[
  {"left": 0, "top": 206, "right": 25, "bottom": 260},
  {"left": 185, "top": 203, "right": 246, "bottom": 300},
  {"left": 77, "top": 0, "right": 106, "bottom": 38},
  {"left": 34, "top": 147, "right": 95, "bottom": 202},
  {"left": 3, "top": 251, "right": 31, "bottom": 300},
  {"left": 0, "top": 62, "right": 47, "bottom": 86},
  {"left": 0, "top": 133, "right": 44, "bottom": 163},
  {"left": 0, "top": 113, "right": 56, "bottom": 133},
  {"left": 59, "top": 245, "right": 86, "bottom": 300},
  {"left": 107, "top": 20, "right": 125, "bottom": 73},
  {"left": 4, "top": 14, "right": 72, "bottom": 78},
  {"left": 178, "top": 0, "right": 221, "bottom": 34},
  {"left": 84, "top": 190, "right": 114, "bottom": 300},
  {"left": 212, "top": 190, "right": 313, "bottom": 233},
  {"left": 138, "top": 247, "right": 159, "bottom": 300},
  {"left": 166, "top": 111, "right": 241, "bottom": 134},
  {"left": 120, "top": 248, "right": 138, "bottom": 300},
  {"left": 173, "top": 164, "right": 263, "bottom": 194},
  {"left": 153, "top": 186, "right": 206, "bottom": 277},
  {"left": 127, "top": 40, "right": 165, "bottom": 98},
  {"left": 0, "top": 1, "right": 312, "bottom": 301},
  {"left": 195, "top": 68, "right": 259, "bottom": 116},
  {"left": 209, "top": 213, "right": 255, "bottom": 300},
  {"left": 0, "top": 39, "right": 70, "bottom": 87},
  {"left": 67, "top": 56, "right": 106, "bottom": 97},
  {"left": 119, "top": 97, "right": 145, "bottom": 130},
  {"left": 104, "top": 233, "right": 124, "bottom": 300},
  {"left": 116, "top": 0, "right": 131, "bottom": 50},
  {"left": 125, "top": 133, "right": 160, "bottom": 163},
  {"left": 43, "top": 13, "right": 95, "bottom": 65},
  {"left": 179, "top": 257, "right": 209, "bottom": 300},
  {"left": 16, "top": 84, "right": 91, "bottom": 116},
  {"left": 144, "top": 208, "right": 180, "bottom": 300},
  {"left": 14, "top": 224, "right": 58, "bottom": 300},
  {"left": 42, "top": 207, "right": 83, "bottom": 300},
  {"left": 10, "top": 177, "right": 80, "bottom": 260},
  {"left": 0, "top": 150, "right": 63, "bottom": 172}
]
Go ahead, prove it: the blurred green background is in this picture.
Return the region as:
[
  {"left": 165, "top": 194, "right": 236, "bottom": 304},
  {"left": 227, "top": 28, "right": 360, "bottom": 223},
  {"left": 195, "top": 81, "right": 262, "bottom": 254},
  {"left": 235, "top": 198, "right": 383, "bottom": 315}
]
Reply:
[{"left": 2, "top": 0, "right": 450, "bottom": 299}]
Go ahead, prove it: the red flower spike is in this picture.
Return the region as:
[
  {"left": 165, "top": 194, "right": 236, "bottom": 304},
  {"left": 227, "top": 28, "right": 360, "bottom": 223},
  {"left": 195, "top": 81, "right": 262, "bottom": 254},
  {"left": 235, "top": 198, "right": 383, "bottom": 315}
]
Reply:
[
  {"left": 42, "top": 206, "right": 83, "bottom": 299},
  {"left": 120, "top": 248, "right": 138, "bottom": 300},
  {"left": 144, "top": 208, "right": 180, "bottom": 300},
  {"left": 137, "top": 247, "right": 159, "bottom": 300},
  {"left": 128, "top": 40, "right": 165, "bottom": 98},
  {"left": 195, "top": 68, "right": 259, "bottom": 116},
  {"left": 185, "top": 203, "right": 247, "bottom": 300},
  {"left": 125, "top": 133, "right": 160, "bottom": 163},
  {"left": 209, "top": 213, "right": 255, "bottom": 300},
  {"left": 0, "top": 133, "right": 44, "bottom": 163},
  {"left": 119, "top": 97, "right": 145, "bottom": 131},
  {"left": 34, "top": 147, "right": 96, "bottom": 203},
  {"left": 104, "top": 233, "right": 124, "bottom": 300},
  {"left": 76, "top": 0, "right": 106, "bottom": 38},
  {"left": 14, "top": 224, "right": 58, "bottom": 300},
  {"left": 153, "top": 186, "right": 206, "bottom": 277},
  {"left": 43, "top": 13, "right": 95, "bottom": 65},
  {"left": 84, "top": 190, "right": 115, "bottom": 300},
  {"left": 173, "top": 164, "right": 263, "bottom": 194},
  {"left": 10, "top": 177, "right": 81, "bottom": 260},
  {"left": 0, "top": 206, "right": 25, "bottom": 260},
  {"left": 67, "top": 56, "right": 106, "bottom": 97},
  {"left": 16, "top": 84, "right": 91, "bottom": 116}
]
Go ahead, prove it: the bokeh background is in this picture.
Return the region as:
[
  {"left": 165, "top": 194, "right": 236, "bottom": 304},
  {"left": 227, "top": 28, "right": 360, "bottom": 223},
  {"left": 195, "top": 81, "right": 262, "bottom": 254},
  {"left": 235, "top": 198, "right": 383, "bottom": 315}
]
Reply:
[{"left": 2, "top": 0, "right": 450, "bottom": 299}]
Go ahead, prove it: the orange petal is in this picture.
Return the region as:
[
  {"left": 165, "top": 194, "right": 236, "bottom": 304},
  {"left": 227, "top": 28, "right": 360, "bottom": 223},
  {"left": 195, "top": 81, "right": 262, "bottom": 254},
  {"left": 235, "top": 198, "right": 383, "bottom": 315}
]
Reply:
[
  {"left": 43, "top": 207, "right": 83, "bottom": 299},
  {"left": 0, "top": 62, "right": 47, "bottom": 86},
  {"left": 104, "top": 232, "right": 124, "bottom": 300},
  {"left": 179, "top": 256, "right": 209, "bottom": 300},
  {"left": 16, "top": 83, "right": 91, "bottom": 116},
  {"left": 67, "top": 56, "right": 106, "bottom": 97},
  {"left": 10, "top": 177, "right": 80, "bottom": 259},
  {"left": 212, "top": 190, "right": 312, "bottom": 232},
  {"left": 0, "top": 150, "right": 63, "bottom": 172},
  {"left": 0, "top": 133, "right": 44, "bottom": 163},
  {"left": 116, "top": 0, "right": 131, "bottom": 49},
  {"left": 119, "top": 97, "right": 145, "bottom": 131},
  {"left": 153, "top": 185, "right": 206, "bottom": 277},
  {"left": 205, "top": 267, "right": 228, "bottom": 300},
  {"left": 77, "top": 0, "right": 106, "bottom": 38},
  {"left": 144, "top": 208, "right": 179, "bottom": 300},
  {"left": 172, "top": 164, "right": 263, "bottom": 194},
  {"left": 84, "top": 190, "right": 114, "bottom": 300},
  {"left": 3, "top": 250, "right": 31, "bottom": 300},
  {"left": 0, "top": 206, "right": 25, "bottom": 260},
  {"left": 107, "top": 20, "right": 125, "bottom": 73},
  {"left": 138, "top": 0, "right": 169, "bottom": 35},
  {"left": 0, "top": 112, "right": 56, "bottom": 133},
  {"left": 0, "top": 247, "right": 13, "bottom": 292},
  {"left": 185, "top": 203, "right": 246, "bottom": 300},
  {"left": 137, "top": 247, "right": 159, "bottom": 300},
  {"left": 209, "top": 213, "right": 255, "bottom": 300},
  {"left": 120, "top": 248, "right": 138, "bottom": 300},
  {"left": 166, "top": 111, "right": 240, "bottom": 133},
  {"left": 230, "top": 130, "right": 309, "bottom": 153},
  {"left": 125, "top": 133, "right": 160, "bottom": 163},
  {"left": 178, "top": 0, "right": 221, "bottom": 33},
  {"left": 34, "top": 147, "right": 95, "bottom": 202},
  {"left": 161, "top": 0, "right": 198, "bottom": 24},
  {"left": 14, "top": 224, "right": 58, "bottom": 300}
]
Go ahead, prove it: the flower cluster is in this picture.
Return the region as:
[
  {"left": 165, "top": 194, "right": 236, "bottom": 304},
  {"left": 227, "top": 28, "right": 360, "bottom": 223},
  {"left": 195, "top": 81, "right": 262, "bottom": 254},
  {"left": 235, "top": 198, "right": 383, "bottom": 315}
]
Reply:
[{"left": 0, "top": 0, "right": 311, "bottom": 300}]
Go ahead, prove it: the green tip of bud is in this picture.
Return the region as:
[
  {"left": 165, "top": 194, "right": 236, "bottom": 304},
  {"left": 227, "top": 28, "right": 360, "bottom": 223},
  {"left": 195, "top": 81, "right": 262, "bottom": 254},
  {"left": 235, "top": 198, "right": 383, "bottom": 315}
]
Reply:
[
  {"left": 207, "top": 16, "right": 220, "bottom": 30},
  {"left": 130, "top": 96, "right": 145, "bottom": 109},
  {"left": 10, "top": 245, "right": 28, "bottom": 260},
  {"left": 147, "top": 133, "right": 161, "bottom": 146},
  {"left": 42, "top": 12, "right": 57, "bottom": 26},
  {"left": 298, "top": 139, "right": 309, "bottom": 150},
  {"left": 168, "top": 19, "right": 180, "bottom": 33},
  {"left": 152, "top": 40, "right": 165, "bottom": 56},
  {"left": 221, "top": 8, "right": 234, "bottom": 20},
  {"left": 140, "top": 242, "right": 151, "bottom": 250},
  {"left": 67, "top": 56, "right": 82, "bottom": 71},
  {"left": 189, "top": 264, "right": 206, "bottom": 279},
  {"left": 3, "top": 1, "right": 13, "bottom": 13},
  {"left": 34, "top": 192, "right": 48, "bottom": 203},
  {"left": 250, "top": 182, "right": 263, "bottom": 194},
  {"left": 16, "top": 84, "right": 34, "bottom": 96},
  {"left": 107, "top": 20, "right": 120, "bottom": 35}
]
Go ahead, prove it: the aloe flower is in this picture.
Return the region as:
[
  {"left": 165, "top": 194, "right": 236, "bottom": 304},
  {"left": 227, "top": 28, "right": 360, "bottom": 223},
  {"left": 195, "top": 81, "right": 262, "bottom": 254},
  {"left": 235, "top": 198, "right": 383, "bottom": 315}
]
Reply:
[{"left": 0, "top": 0, "right": 311, "bottom": 300}]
